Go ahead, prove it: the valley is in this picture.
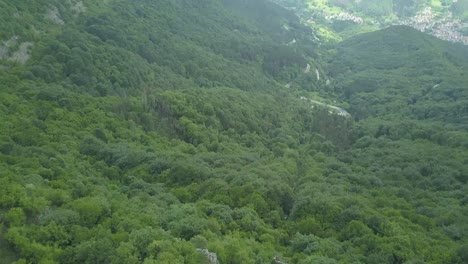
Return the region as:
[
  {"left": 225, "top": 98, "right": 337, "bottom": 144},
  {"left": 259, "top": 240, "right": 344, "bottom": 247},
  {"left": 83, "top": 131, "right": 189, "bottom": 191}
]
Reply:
[
  {"left": 273, "top": 0, "right": 468, "bottom": 44},
  {"left": 0, "top": 0, "right": 467, "bottom": 263}
]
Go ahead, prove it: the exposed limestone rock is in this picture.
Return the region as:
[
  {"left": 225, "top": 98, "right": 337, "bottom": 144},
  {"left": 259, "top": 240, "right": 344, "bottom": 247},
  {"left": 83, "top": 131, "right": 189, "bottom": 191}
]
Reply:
[
  {"left": 0, "top": 36, "right": 19, "bottom": 59},
  {"left": 0, "top": 46, "right": 9, "bottom": 59},
  {"left": 196, "top": 248, "right": 219, "bottom": 264},
  {"left": 70, "top": 1, "right": 86, "bottom": 16},
  {"left": 273, "top": 256, "right": 288, "bottom": 264},
  {"left": 46, "top": 7, "right": 65, "bottom": 25},
  {"left": 8, "top": 42, "right": 34, "bottom": 64}
]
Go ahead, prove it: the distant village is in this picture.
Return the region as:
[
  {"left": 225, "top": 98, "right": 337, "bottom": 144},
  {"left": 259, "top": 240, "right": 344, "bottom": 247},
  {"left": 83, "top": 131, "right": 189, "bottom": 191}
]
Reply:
[
  {"left": 323, "top": 12, "right": 364, "bottom": 24},
  {"left": 399, "top": 7, "right": 468, "bottom": 45},
  {"left": 302, "top": 6, "right": 468, "bottom": 45}
]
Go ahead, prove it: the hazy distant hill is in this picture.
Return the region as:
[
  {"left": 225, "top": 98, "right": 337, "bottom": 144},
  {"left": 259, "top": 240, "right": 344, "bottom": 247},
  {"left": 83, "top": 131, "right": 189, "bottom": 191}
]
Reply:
[
  {"left": 273, "top": 0, "right": 468, "bottom": 44},
  {"left": 328, "top": 25, "right": 468, "bottom": 124}
]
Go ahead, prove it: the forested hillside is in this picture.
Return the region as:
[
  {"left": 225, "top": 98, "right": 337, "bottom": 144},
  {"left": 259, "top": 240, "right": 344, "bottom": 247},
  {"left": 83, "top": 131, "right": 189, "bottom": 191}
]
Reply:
[{"left": 1, "top": 0, "right": 467, "bottom": 263}]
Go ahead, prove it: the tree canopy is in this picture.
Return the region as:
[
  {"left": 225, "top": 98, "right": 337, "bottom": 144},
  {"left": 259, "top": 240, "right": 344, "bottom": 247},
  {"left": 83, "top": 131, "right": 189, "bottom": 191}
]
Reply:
[{"left": 0, "top": 0, "right": 467, "bottom": 263}]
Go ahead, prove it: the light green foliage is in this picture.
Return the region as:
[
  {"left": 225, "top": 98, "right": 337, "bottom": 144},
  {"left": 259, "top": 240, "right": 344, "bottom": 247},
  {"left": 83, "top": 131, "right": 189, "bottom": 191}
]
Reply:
[
  {"left": 4, "top": 208, "right": 26, "bottom": 227},
  {"left": 69, "top": 197, "right": 110, "bottom": 227}
]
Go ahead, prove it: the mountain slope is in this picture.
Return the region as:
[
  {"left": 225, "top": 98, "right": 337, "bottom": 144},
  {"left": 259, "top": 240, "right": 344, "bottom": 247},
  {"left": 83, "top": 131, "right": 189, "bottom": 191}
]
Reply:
[
  {"left": 1, "top": 1, "right": 468, "bottom": 264},
  {"left": 329, "top": 26, "right": 468, "bottom": 126}
]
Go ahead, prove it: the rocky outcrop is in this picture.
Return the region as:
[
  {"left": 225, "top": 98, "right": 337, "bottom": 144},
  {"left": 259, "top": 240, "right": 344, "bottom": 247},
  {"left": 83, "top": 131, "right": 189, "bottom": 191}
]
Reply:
[
  {"left": 1, "top": 36, "right": 33, "bottom": 64},
  {"left": 196, "top": 248, "right": 219, "bottom": 264},
  {"left": 8, "top": 42, "right": 33, "bottom": 64},
  {"left": 70, "top": 1, "right": 86, "bottom": 16},
  {"left": 1, "top": 36, "right": 16, "bottom": 59},
  {"left": 46, "top": 6, "right": 65, "bottom": 25},
  {"left": 273, "top": 256, "right": 288, "bottom": 264}
]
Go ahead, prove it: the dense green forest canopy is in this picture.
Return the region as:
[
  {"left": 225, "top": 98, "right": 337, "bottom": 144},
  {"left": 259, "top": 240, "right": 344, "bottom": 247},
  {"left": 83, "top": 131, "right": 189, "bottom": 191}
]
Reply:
[{"left": 1, "top": 0, "right": 467, "bottom": 263}]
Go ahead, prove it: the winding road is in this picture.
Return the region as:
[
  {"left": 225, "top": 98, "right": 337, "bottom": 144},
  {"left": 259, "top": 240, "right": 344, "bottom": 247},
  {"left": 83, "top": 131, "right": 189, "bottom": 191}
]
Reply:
[
  {"left": 283, "top": 61, "right": 350, "bottom": 117},
  {"left": 300, "top": 96, "right": 350, "bottom": 117}
]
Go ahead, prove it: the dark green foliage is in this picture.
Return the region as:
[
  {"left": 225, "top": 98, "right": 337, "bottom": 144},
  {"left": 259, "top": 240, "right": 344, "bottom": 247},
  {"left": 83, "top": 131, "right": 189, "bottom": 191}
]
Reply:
[{"left": 329, "top": 26, "right": 468, "bottom": 125}]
